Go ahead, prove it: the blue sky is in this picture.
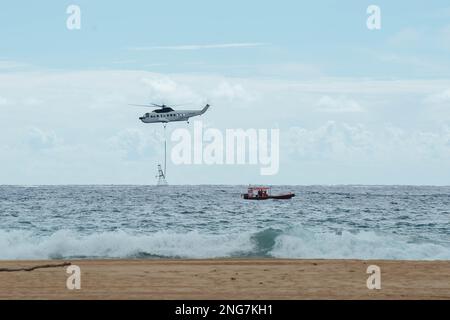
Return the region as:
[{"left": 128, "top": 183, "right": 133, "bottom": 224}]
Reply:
[
  {"left": 1, "top": 0, "right": 449, "bottom": 77},
  {"left": 1, "top": 1, "right": 450, "bottom": 184}
]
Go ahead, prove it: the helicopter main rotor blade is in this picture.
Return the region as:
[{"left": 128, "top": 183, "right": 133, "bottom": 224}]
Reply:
[
  {"left": 128, "top": 104, "right": 159, "bottom": 108},
  {"left": 168, "top": 103, "right": 195, "bottom": 108},
  {"left": 129, "top": 102, "right": 200, "bottom": 108}
]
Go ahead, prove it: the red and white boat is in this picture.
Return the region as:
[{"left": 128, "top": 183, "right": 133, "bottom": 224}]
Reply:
[{"left": 241, "top": 186, "right": 295, "bottom": 200}]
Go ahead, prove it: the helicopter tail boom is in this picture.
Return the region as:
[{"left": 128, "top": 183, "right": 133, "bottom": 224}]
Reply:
[{"left": 200, "top": 104, "right": 210, "bottom": 115}]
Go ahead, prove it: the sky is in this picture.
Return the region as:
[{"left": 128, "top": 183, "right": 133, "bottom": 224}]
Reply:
[{"left": 1, "top": 0, "right": 450, "bottom": 185}]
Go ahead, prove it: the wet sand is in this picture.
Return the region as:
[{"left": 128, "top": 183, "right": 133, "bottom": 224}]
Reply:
[{"left": 0, "top": 259, "right": 449, "bottom": 299}]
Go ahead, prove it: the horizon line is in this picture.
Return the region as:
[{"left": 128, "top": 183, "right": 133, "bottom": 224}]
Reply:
[{"left": 1, "top": 184, "right": 449, "bottom": 187}]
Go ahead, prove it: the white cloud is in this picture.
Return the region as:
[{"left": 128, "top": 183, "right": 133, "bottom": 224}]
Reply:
[
  {"left": 377, "top": 53, "right": 436, "bottom": 70},
  {"left": 212, "top": 81, "right": 255, "bottom": 103},
  {"left": 23, "top": 97, "right": 43, "bottom": 106},
  {"left": 0, "top": 96, "right": 8, "bottom": 105},
  {"left": 108, "top": 128, "right": 162, "bottom": 161},
  {"left": 315, "top": 96, "right": 364, "bottom": 113},
  {"left": 128, "top": 43, "right": 268, "bottom": 51},
  {"left": 287, "top": 122, "right": 450, "bottom": 163},
  {"left": 424, "top": 89, "right": 450, "bottom": 105},
  {"left": 141, "top": 76, "right": 203, "bottom": 104},
  {"left": 0, "top": 59, "right": 29, "bottom": 70},
  {"left": 25, "top": 127, "right": 62, "bottom": 151},
  {"left": 287, "top": 122, "right": 372, "bottom": 160}
]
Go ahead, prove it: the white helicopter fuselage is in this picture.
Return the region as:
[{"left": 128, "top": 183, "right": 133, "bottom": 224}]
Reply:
[{"left": 139, "top": 105, "right": 209, "bottom": 123}]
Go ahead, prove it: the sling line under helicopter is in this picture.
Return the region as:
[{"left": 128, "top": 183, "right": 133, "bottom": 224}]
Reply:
[{"left": 156, "top": 123, "right": 168, "bottom": 186}]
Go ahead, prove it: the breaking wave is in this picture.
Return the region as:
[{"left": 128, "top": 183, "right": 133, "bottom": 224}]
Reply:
[{"left": 0, "top": 226, "right": 449, "bottom": 260}]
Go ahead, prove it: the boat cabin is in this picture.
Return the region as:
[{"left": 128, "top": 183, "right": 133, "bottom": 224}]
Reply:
[{"left": 245, "top": 186, "right": 270, "bottom": 199}]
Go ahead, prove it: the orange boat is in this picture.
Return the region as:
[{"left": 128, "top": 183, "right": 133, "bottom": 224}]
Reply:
[{"left": 241, "top": 186, "right": 295, "bottom": 200}]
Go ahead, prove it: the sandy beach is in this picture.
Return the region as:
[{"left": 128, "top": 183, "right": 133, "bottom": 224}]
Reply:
[{"left": 0, "top": 259, "right": 449, "bottom": 299}]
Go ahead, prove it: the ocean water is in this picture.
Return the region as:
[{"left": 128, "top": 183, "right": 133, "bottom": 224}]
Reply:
[{"left": 0, "top": 185, "right": 449, "bottom": 260}]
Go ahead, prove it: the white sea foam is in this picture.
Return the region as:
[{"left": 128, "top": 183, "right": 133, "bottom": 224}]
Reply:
[
  {"left": 0, "top": 229, "right": 254, "bottom": 260},
  {"left": 0, "top": 227, "right": 448, "bottom": 260},
  {"left": 269, "top": 227, "right": 450, "bottom": 260}
]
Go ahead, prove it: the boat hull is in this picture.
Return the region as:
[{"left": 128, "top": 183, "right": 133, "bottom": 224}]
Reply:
[
  {"left": 241, "top": 193, "right": 295, "bottom": 200},
  {"left": 269, "top": 193, "right": 295, "bottom": 200}
]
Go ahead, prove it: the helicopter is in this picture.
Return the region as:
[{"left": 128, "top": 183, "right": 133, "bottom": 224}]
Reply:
[{"left": 130, "top": 103, "right": 210, "bottom": 124}]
